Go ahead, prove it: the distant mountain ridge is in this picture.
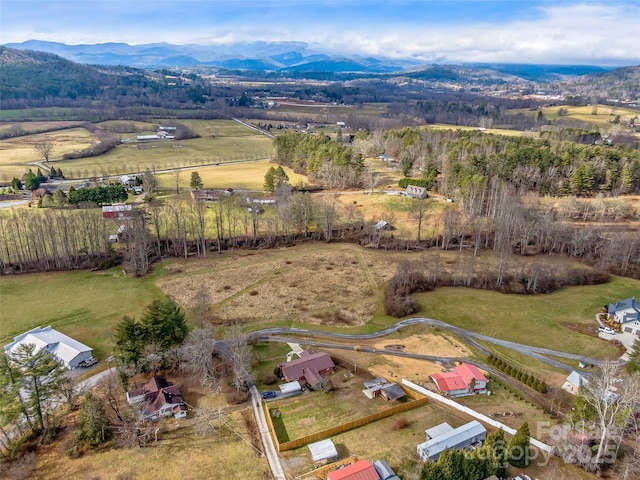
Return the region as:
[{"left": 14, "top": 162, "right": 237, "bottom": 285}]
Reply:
[{"left": 3, "top": 39, "right": 621, "bottom": 80}]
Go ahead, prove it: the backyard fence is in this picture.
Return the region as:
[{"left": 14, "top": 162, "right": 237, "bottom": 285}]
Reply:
[
  {"left": 401, "top": 378, "right": 553, "bottom": 453},
  {"left": 265, "top": 385, "right": 427, "bottom": 452}
]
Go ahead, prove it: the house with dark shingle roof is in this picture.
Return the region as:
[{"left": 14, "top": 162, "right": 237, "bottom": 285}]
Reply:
[
  {"left": 126, "top": 376, "right": 187, "bottom": 420},
  {"left": 279, "top": 350, "right": 334, "bottom": 389}
]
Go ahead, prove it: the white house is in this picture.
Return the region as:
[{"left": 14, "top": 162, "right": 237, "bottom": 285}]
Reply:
[
  {"left": 4, "top": 326, "right": 93, "bottom": 370},
  {"left": 562, "top": 370, "right": 589, "bottom": 395}
]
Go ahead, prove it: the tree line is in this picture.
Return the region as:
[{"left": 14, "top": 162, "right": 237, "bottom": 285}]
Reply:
[{"left": 352, "top": 127, "right": 640, "bottom": 197}]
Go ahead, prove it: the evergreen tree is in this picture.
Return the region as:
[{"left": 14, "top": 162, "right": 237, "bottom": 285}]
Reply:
[
  {"left": 141, "top": 297, "right": 189, "bottom": 349},
  {"left": 10, "top": 177, "right": 23, "bottom": 191},
  {"left": 74, "top": 392, "right": 111, "bottom": 447},
  {"left": 420, "top": 461, "right": 447, "bottom": 480},
  {"left": 483, "top": 429, "right": 509, "bottom": 479},
  {"left": 24, "top": 169, "right": 41, "bottom": 190},
  {"left": 114, "top": 315, "right": 146, "bottom": 367},
  {"left": 626, "top": 338, "right": 640, "bottom": 374},
  {"left": 190, "top": 171, "right": 203, "bottom": 190},
  {"left": 619, "top": 163, "right": 634, "bottom": 194},
  {"left": 508, "top": 422, "right": 531, "bottom": 468},
  {"left": 8, "top": 344, "right": 65, "bottom": 433},
  {"left": 264, "top": 166, "right": 278, "bottom": 192}
]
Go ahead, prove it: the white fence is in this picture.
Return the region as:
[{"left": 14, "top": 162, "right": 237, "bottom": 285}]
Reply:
[{"left": 401, "top": 378, "right": 553, "bottom": 453}]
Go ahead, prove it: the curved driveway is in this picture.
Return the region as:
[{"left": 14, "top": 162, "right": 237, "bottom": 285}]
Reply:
[{"left": 253, "top": 317, "right": 621, "bottom": 372}]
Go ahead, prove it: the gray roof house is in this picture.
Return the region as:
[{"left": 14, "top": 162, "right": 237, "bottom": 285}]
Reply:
[
  {"left": 607, "top": 298, "right": 640, "bottom": 349},
  {"left": 4, "top": 326, "right": 93, "bottom": 370},
  {"left": 373, "top": 459, "right": 401, "bottom": 480},
  {"left": 405, "top": 185, "right": 428, "bottom": 199},
  {"left": 608, "top": 298, "right": 640, "bottom": 323},
  {"left": 562, "top": 370, "right": 589, "bottom": 395},
  {"left": 417, "top": 420, "right": 487, "bottom": 462}
]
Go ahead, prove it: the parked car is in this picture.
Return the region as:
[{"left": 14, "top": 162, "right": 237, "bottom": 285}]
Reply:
[
  {"left": 261, "top": 391, "right": 277, "bottom": 399},
  {"left": 79, "top": 356, "right": 98, "bottom": 368},
  {"left": 599, "top": 327, "right": 615, "bottom": 335}
]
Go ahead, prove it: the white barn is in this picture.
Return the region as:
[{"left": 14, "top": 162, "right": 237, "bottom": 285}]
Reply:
[
  {"left": 4, "top": 326, "right": 93, "bottom": 370},
  {"left": 417, "top": 420, "right": 487, "bottom": 461}
]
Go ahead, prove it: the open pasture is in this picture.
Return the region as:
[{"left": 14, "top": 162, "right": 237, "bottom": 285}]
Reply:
[
  {"left": 0, "top": 118, "right": 275, "bottom": 180},
  {"left": 541, "top": 104, "right": 640, "bottom": 133},
  {"left": 156, "top": 244, "right": 385, "bottom": 328},
  {"left": 0, "top": 127, "right": 96, "bottom": 179},
  {"left": 155, "top": 159, "right": 305, "bottom": 191},
  {"left": 54, "top": 134, "right": 274, "bottom": 179},
  {"left": 425, "top": 123, "right": 538, "bottom": 137},
  {"left": 0, "top": 269, "right": 163, "bottom": 360},
  {"left": 412, "top": 274, "right": 638, "bottom": 358}
]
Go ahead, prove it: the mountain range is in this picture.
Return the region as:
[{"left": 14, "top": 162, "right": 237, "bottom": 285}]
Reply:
[{"left": 3, "top": 40, "right": 614, "bottom": 80}]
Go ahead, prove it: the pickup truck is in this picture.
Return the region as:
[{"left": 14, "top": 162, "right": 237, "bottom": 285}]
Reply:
[{"left": 79, "top": 357, "right": 98, "bottom": 368}]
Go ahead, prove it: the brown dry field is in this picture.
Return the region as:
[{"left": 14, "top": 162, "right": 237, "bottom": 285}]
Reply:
[
  {"left": 25, "top": 371, "right": 271, "bottom": 480},
  {"left": 157, "top": 243, "right": 407, "bottom": 327}
]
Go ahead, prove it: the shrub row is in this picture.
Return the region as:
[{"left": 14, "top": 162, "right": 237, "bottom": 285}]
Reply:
[{"left": 487, "top": 354, "right": 548, "bottom": 393}]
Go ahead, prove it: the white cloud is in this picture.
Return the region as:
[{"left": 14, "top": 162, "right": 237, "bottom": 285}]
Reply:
[{"left": 1, "top": 1, "right": 638, "bottom": 65}]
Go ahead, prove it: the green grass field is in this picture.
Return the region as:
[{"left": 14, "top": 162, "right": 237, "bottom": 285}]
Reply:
[
  {"left": 412, "top": 275, "right": 639, "bottom": 358},
  {"left": 156, "top": 159, "right": 306, "bottom": 191},
  {"left": 0, "top": 119, "right": 275, "bottom": 180},
  {"left": 0, "top": 269, "right": 165, "bottom": 360},
  {"left": 541, "top": 104, "right": 640, "bottom": 134}
]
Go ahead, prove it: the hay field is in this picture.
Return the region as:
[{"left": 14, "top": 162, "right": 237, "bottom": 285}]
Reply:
[
  {"left": 542, "top": 104, "right": 640, "bottom": 133},
  {"left": 55, "top": 134, "right": 274, "bottom": 179},
  {"left": 157, "top": 244, "right": 385, "bottom": 327},
  {"left": 155, "top": 159, "right": 306, "bottom": 191},
  {"left": 0, "top": 127, "right": 96, "bottom": 179},
  {"left": 425, "top": 123, "right": 538, "bottom": 137},
  {"left": 0, "top": 119, "right": 275, "bottom": 180}
]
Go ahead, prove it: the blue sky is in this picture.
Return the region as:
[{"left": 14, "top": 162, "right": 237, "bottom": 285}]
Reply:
[{"left": 1, "top": 0, "right": 639, "bottom": 65}]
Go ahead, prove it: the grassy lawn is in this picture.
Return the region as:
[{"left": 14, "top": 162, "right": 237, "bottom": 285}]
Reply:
[
  {"left": 156, "top": 159, "right": 306, "bottom": 191},
  {"left": 412, "top": 275, "right": 639, "bottom": 358},
  {"left": 268, "top": 366, "right": 400, "bottom": 442},
  {"left": 0, "top": 268, "right": 165, "bottom": 360}
]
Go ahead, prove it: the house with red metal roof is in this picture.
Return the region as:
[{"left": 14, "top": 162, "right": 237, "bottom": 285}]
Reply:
[
  {"left": 327, "top": 459, "right": 380, "bottom": 480},
  {"left": 430, "top": 363, "right": 488, "bottom": 397}
]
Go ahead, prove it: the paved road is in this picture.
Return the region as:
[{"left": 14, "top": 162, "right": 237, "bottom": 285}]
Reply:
[
  {"left": 253, "top": 317, "right": 622, "bottom": 372},
  {"left": 0, "top": 199, "right": 29, "bottom": 208}
]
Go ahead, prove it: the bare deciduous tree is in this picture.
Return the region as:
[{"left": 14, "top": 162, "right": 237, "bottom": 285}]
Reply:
[{"left": 34, "top": 140, "right": 54, "bottom": 162}]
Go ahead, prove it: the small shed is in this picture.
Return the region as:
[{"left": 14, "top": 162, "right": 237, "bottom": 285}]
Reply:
[
  {"left": 380, "top": 383, "right": 406, "bottom": 402},
  {"left": 373, "top": 459, "right": 401, "bottom": 480},
  {"left": 279, "top": 381, "right": 302, "bottom": 395},
  {"left": 308, "top": 438, "right": 338, "bottom": 464}
]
